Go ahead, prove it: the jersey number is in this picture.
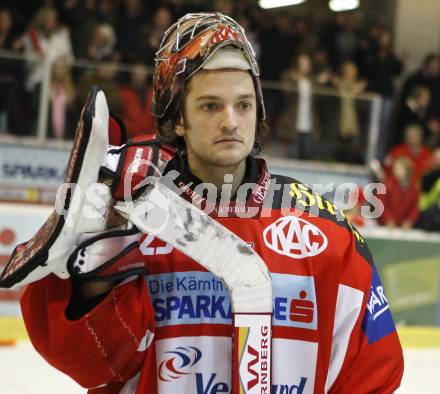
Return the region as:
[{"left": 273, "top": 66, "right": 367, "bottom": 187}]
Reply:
[{"left": 140, "top": 233, "right": 173, "bottom": 255}]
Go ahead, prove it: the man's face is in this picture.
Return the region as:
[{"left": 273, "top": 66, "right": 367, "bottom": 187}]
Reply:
[
  {"left": 177, "top": 69, "right": 257, "bottom": 173},
  {"left": 297, "top": 54, "right": 312, "bottom": 75},
  {"left": 426, "top": 57, "right": 440, "bottom": 77},
  {"left": 131, "top": 64, "right": 148, "bottom": 87},
  {"left": 405, "top": 126, "right": 422, "bottom": 148}
]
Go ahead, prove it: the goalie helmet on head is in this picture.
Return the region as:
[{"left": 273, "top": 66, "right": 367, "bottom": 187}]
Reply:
[{"left": 152, "top": 12, "right": 266, "bottom": 146}]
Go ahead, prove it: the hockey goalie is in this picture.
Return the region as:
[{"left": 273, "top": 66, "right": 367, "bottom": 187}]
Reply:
[{"left": 0, "top": 12, "right": 403, "bottom": 394}]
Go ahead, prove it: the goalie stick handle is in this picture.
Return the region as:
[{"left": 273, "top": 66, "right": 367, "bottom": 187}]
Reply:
[
  {"left": 114, "top": 181, "right": 273, "bottom": 393},
  {"left": 114, "top": 181, "right": 273, "bottom": 313}
]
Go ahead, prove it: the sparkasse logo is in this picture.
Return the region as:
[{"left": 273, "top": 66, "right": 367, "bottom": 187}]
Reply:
[{"left": 263, "top": 216, "right": 327, "bottom": 259}]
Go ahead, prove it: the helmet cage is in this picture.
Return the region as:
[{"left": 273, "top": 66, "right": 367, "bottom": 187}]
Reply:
[{"left": 152, "top": 13, "right": 266, "bottom": 123}]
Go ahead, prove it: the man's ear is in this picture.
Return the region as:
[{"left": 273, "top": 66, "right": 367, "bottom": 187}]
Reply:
[{"left": 175, "top": 114, "right": 185, "bottom": 136}]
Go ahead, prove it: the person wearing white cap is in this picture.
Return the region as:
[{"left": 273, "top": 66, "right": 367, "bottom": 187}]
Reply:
[{"left": 14, "top": 12, "right": 403, "bottom": 394}]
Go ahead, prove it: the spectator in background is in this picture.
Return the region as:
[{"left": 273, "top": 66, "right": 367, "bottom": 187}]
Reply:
[
  {"left": 22, "top": 6, "right": 74, "bottom": 92},
  {"left": 0, "top": 8, "right": 23, "bottom": 134},
  {"left": 65, "top": 0, "right": 100, "bottom": 59},
  {"left": 426, "top": 118, "right": 440, "bottom": 150},
  {"left": 385, "top": 124, "right": 433, "bottom": 184},
  {"left": 399, "top": 53, "right": 440, "bottom": 116},
  {"left": 250, "top": 12, "right": 297, "bottom": 131},
  {"left": 333, "top": 61, "right": 367, "bottom": 163},
  {"left": 362, "top": 29, "right": 403, "bottom": 96},
  {"left": 355, "top": 23, "right": 381, "bottom": 76},
  {"left": 313, "top": 48, "right": 340, "bottom": 154},
  {"left": 393, "top": 85, "right": 439, "bottom": 149},
  {"left": 0, "top": 8, "right": 21, "bottom": 50},
  {"left": 259, "top": 14, "right": 296, "bottom": 81},
  {"left": 362, "top": 28, "right": 403, "bottom": 159},
  {"left": 420, "top": 148, "right": 440, "bottom": 212},
  {"left": 86, "top": 23, "right": 117, "bottom": 62},
  {"left": 151, "top": 7, "right": 173, "bottom": 44},
  {"left": 313, "top": 48, "right": 333, "bottom": 85},
  {"left": 235, "top": 15, "right": 261, "bottom": 60},
  {"left": 333, "top": 12, "right": 360, "bottom": 67},
  {"left": 49, "top": 56, "right": 75, "bottom": 140},
  {"left": 416, "top": 147, "right": 440, "bottom": 232},
  {"left": 292, "top": 17, "right": 313, "bottom": 53},
  {"left": 116, "top": 0, "right": 149, "bottom": 64},
  {"left": 77, "top": 59, "right": 121, "bottom": 114},
  {"left": 22, "top": 6, "right": 74, "bottom": 133},
  {"left": 415, "top": 199, "right": 440, "bottom": 232},
  {"left": 141, "top": 7, "right": 172, "bottom": 66},
  {"left": 378, "top": 156, "right": 420, "bottom": 229},
  {"left": 164, "top": 0, "right": 192, "bottom": 21},
  {"left": 214, "top": 0, "right": 235, "bottom": 16},
  {"left": 305, "top": 12, "right": 327, "bottom": 55},
  {"left": 279, "top": 53, "right": 316, "bottom": 159},
  {"left": 247, "top": 4, "right": 271, "bottom": 32},
  {"left": 119, "top": 63, "right": 156, "bottom": 137},
  {"left": 96, "top": 0, "right": 118, "bottom": 26}
]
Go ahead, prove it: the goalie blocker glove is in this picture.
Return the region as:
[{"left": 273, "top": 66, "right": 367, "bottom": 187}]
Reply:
[
  {"left": 68, "top": 138, "right": 176, "bottom": 282},
  {"left": 0, "top": 86, "right": 175, "bottom": 289},
  {"left": 0, "top": 86, "right": 112, "bottom": 289}
]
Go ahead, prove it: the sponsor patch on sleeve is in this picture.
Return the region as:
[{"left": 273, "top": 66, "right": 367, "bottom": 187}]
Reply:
[{"left": 361, "top": 265, "right": 396, "bottom": 344}]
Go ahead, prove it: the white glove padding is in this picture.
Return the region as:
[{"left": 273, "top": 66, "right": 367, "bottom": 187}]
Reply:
[
  {"left": 67, "top": 225, "right": 145, "bottom": 282},
  {"left": 0, "top": 87, "right": 178, "bottom": 289},
  {"left": 0, "top": 86, "right": 115, "bottom": 289}
]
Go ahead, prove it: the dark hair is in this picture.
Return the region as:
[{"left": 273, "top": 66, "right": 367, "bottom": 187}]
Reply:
[
  {"left": 409, "top": 84, "right": 429, "bottom": 100},
  {"left": 423, "top": 53, "right": 439, "bottom": 68}
]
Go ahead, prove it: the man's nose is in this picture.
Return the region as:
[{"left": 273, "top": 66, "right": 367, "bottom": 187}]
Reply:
[{"left": 220, "top": 106, "right": 238, "bottom": 132}]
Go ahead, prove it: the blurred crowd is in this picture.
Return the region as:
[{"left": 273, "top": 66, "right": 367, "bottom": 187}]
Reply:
[
  {"left": 347, "top": 125, "right": 440, "bottom": 233},
  {"left": 0, "top": 0, "right": 439, "bottom": 231}
]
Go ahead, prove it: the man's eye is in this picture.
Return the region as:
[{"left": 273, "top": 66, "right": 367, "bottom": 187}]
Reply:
[
  {"left": 238, "top": 101, "right": 252, "bottom": 111},
  {"left": 201, "top": 103, "right": 220, "bottom": 111}
]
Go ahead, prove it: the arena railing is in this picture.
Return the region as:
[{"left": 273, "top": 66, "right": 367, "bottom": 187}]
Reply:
[
  {"left": 0, "top": 50, "right": 385, "bottom": 205},
  {"left": 0, "top": 50, "right": 383, "bottom": 164}
]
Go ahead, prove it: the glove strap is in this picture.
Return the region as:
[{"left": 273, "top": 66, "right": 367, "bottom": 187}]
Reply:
[{"left": 68, "top": 226, "right": 146, "bottom": 282}]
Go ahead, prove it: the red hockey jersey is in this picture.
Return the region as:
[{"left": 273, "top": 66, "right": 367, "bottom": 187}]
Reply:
[{"left": 20, "top": 158, "right": 404, "bottom": 394}]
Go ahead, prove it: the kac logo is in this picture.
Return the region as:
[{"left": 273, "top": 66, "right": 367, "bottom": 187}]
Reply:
[
  {"left": 263, "top": 216, "right": 328, "bottom": 259},
  {"left": 159, "top": 346, "right": 202, "bottom": 382}
]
